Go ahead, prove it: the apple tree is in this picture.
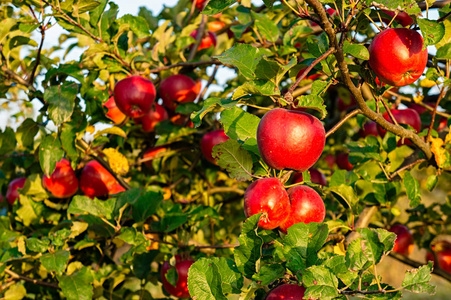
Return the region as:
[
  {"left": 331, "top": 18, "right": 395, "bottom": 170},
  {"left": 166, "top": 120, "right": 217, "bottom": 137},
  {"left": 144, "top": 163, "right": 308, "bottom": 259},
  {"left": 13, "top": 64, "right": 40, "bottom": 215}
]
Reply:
[{"left": 0, "top": 0, "right": 450, "bottom": 299}]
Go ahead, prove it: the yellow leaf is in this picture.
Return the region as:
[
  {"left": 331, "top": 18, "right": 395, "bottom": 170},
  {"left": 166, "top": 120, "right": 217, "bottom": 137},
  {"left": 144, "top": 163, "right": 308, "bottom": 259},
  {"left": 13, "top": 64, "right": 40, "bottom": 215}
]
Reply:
[
  {"left": 430, "top": 137, "right": 446, "bottom": 168},
  {"left": 333, "top": 241, "right": 346, "bottom": 256},
  {"left": 420, "top": 78, "right": 436, "bottom": 88},
  {"left": 413, "top": 95, "right": 424, "bottom": 103},
  {"left": 5, "top": 283, "right": 26, "bottom": 300},
  {"left": 103, "top": 148, "right": 129, "bottom": 176},
  {"left": 17, "top": 236, "right": 26, "bottom": 255},
  {"left": 86, "top": 125, "right": 96, "bottom": 134},
  {"left": 445, "top": 131, "right": 451, "bottom": 144},
  {"left": 94, "top": 126, "right": 127, "bottom": 139}
]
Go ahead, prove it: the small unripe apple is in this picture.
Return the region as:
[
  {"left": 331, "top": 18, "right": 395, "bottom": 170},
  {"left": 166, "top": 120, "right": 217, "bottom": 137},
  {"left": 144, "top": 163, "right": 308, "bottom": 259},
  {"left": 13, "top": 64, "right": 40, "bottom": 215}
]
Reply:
[
  {"left": 161, "top": 255, "right": 194, "bottom": 298},
  {"left": 292, "top": 168, "right": 327, "bottom": 186},
  {"left": 279, "top": 185, "right": 325, "bottom": 234},
  {"left": 257, "top": 108, "right": 325, "bottom": 172},
  {"left": 389, "top": 224, "right": 414, "bottom": 256},
  {"left": 382, "top": 10, "right": 414, "bottom": 27},
  {"left": 103, "top": 96, "right": 127, "bottom": 125},
  {"left": 426, "top": 241, "right": 451, "bottom": 273},
  {"left": 142, "top": 146, "right": 167, "bottom": 169},
  {"left": 377, "top": 108, "right": 421, "bottom": 145},
  {"left": 266, "top": 283, "right": 313, "bottom": 300},
  {"left": 200, "top": 129, "right": 230, "bottom": 165},
  {"left": 6, "top": 177, "right": 27, "bottom": 205},
  {"left": 42, "top": 158, "right": 79, "bottom": 198},
  {"left": 243, "top": 178, "right": 290, "bottom": 230},
  {"left": 369, "top": 28, "right": 428, "bottom": 87},
  {"left": 336, "top": 153, "right": 353, "bottom": 171},
  {"left": 134, "top": 103, "right": 168, "bottom": 132},
  {"left": 113, "top": 76, "right": 156, "bottom": 118},
  {"left": 159, "top": 74, "right": 201, "bottom": 111},
  {"left": 190, "top": 30, "right": 217, "bottom": 50},
  {"left": 80, "top": 160, "right": 125, "bottom": 198}
]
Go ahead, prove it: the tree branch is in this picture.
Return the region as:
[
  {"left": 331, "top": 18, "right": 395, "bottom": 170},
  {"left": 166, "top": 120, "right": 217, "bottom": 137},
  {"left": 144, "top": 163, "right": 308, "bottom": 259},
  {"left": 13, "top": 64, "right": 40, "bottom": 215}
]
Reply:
[
  {"left": 188, "top": 14, "right": 208, "bottom": 61},
  {"left": 326, "top": 108, "right": 361, "bottom": 138},
  {"left": 147, "top": 60, "right": 223, "bottom": 73},
  {"left": 389, "top": 252, "right": 451, "bottom": 282},
  {"left": 419, "top": 0, "right": 451, "bottom": 9},
  {"left": 4, "top": 269, "right": 59, "bottom": 289}
]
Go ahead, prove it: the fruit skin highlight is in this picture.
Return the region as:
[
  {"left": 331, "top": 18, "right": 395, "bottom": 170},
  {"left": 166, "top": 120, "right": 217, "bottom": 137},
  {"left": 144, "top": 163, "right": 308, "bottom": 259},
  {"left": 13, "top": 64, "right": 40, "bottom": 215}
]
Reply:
[
  {"left": 368, "top": 28, "right": 428, "bottom": 87},
  {"left": 113, "top": 76, "right": 156, "bottom": 118},
  {"left": 42, "top": 158, "right": 79, "bottom": 198},
  {"left": 80, "top": 160, "right": 125, "bottom": 198}
]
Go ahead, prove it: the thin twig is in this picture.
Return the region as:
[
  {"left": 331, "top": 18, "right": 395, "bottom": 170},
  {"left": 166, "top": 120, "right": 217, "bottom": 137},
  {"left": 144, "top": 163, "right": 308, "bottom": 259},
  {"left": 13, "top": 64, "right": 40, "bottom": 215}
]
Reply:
[
  {"left": 200, "top": 65, "right": 220, "bottom": 100},
  {"left": 326, "top": 109, "right": 361, "bottom": 138},
  {"left": 148, "top": 60, "right": 222, "bottom": 73},
  {"left": 188, "top": 14, "right": 208, "bottom": 61},
  {"left": 426, "top": 85, "right": 448, "bottom": 142},
  {"left": 4, "top": 269, "right": 59, "bottom": 289},
  {"left": 389, "top": 252, "right": 451, "bottom": 282},
  {"left": 389, "top": 159, "right": 427, "bottom": 180}
]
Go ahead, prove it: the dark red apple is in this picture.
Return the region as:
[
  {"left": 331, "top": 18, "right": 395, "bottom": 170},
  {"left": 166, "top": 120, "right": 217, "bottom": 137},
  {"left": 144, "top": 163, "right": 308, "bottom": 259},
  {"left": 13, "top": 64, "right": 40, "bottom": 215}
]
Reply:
[
  {"left": 279, "top": 185, "right": 325, "bottom": 234},
  {"left": 368, "top": 28, "right": 428, "bottom": 87},
  {"left": 389, "top": 224, "right": 414, "bottom": 256},
  {"left": 161, "top": 255, "right": 194, "bottom": 298},
  {"left": 296, "top": 67, "right": 322, "bottom": 81},
  {"left": 360, "top": 121, "right": 379, "bottom": 137},
  {"left": 243, "top": 178, "right": 290, "bottom": 230},
  {"left": 200, "top": 129, "right": 230, "bottom": 165},
  {"left": 142, "top": 146, "right": 167, "bottom": 169},
  {"left": 324, "top": 154, "right": 336, "bottom": 169},
  {"left": 377, "top": 108, "right": 421, "bottom": 145},
  {"left": 190, "top": 30, "right": 217, "bottom": 50},
  {"left": 159, "top": 74, "right": 201, "bottom": 111},
  {"left": 292, "top": 168, "right": 327, "bottom": 186},
  {"left": 336, "top": 153, "right": 353, "bottom": 171},
  {"left": 113, "top": 76, "right": 156, "bottom": 118},
  {"left": 170, "top": 114, "right": 194, "bottom": 128},
  {"left": 6, "top": 177, "right": 27, "bottom": 205},
  {"left": 134, "top": 103, "right": 168, "bottom": 132},
  {"left": 257, "top": 108, "right": 325, "bottom": 172},
  {"left": 382, "top": 10, "right": 414, "bottom": 27},
  {"left": 42, "top": 158, "right": 79, "bottom": 198},
  {"left": 426, "top": 241, "right": 451, "bottom": 273},
  {"left": 409, "top": 102, "right": 448, "bottom": 131},
  {"left": 337, "top": 95, "right": 357, "bottom": 111},
  {"left": 80, "top": 160, "right": 125, "bottom": 198},
  {"left": 266, "top": 284, "right": 312, "bottom": 300},
  {"left": 103, "top": 96, "right": 127, "bottom": 125}
]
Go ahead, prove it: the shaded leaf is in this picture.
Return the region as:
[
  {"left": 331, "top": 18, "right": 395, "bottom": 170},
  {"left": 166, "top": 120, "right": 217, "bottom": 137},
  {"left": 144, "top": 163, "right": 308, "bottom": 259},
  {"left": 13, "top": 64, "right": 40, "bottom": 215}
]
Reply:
[{"left": 213, "top": 139, "right": 253, "bottom": 181}]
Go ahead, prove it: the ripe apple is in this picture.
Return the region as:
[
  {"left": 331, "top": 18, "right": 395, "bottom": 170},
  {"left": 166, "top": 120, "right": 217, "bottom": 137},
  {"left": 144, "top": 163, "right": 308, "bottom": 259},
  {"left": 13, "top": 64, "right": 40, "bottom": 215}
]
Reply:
[
  {"left": 243, "top": 178, "right": 290, "bottom": 230},
  {"left": 103, "top": 96, "right": 127, "bottom": 125},
  {"left": 426, "top": 241, "right": 451, "bottom": 273},
  {"left": 389, "top": 224, "right": 414, "bottom": 256},
  {"left": 336, "top": 153, "right": 353, "bottom": 171},
  {"left": 207, "top": 21, "right": 226, "bottom": 32},
  {"left": 382, "top": 10, "right": 414, "bottom": 27},
  {"left": 113, "top": 76, "right": 156, "bottom": 118},
  {"left": 337, "top": 96, "right": 357, "bottom": 111},
  {"left": 170, "top": 114, "right": 194, "bottom": 128},
  {"left": 159, "top": 74, "right": 201, "bottom": 111},
  {"left": 190, "top": 0, "right": 207, "bottom": 10},
  {"left": 377, "top": 108, "right": 421, "bottom": 145},
  {"left": 409, "top": 102, "right": 448, "bottom": 131},
  {"left": 134, "top": 103, "right": 168, "bottom": 132},
  {"left": 80, "top": 160, "right": 125, "bottom": 198},
  {"left": 266, "top": 284, "right": 312, "bottom": 300},
  {"left": 279, "top": 185, "right": 325, "bottom": 234},
  {"left": 360, "top": 121, "right": 379, "bottom": 137},
  {"left": 42, "top": 158, "right": 79, "bottom": 198},
  {"left": 142, "top": 146, "right": 167, "bottom": 169},
  {"left": 200, "top": 129, "right": 230, "bottom": 165},
  {"left": 324, "top": 154, "right": 336, "bottom": 169},
  {"left": 296, "top": 67, "right": 322, "bottom": 81},
  {"left": 190, "top": 30, "right": 217, "bottom": 50},
  {"left": 6, "top": 177, "right": 27, "bottom": 205},
  {"left": 257, "top": 108, "right": 325, "bottom": 172},
  {"left": 292, "top": 168, "right": 327, "bottom": 186},
  {"left": 368, "top": 28, "right": 428, "bottom": 87},
  {"left": 161, "top": 255, "right": 194, "bottom": 298}
]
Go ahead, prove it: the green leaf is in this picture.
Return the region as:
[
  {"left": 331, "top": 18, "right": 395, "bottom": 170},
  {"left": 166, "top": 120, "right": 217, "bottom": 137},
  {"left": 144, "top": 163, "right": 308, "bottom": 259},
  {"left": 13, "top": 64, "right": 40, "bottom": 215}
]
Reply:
[
  {"left": 345, "top": 238, "right": 373, "bottom": 271},
  {"left": 40, "top": 250, "right": 70, "bottom": 274},
  {"left": 191, "top": 97, "right": 238, "bottom": 127},
  {"left": 328, "top": 185, "right": 359, "bottom": 210},
  {"left": 212, "top": 139, "right": 253, "bottom": 181},
  {"left": 292, "top": 95, "right": 327, "bottom": 119},
  {"left": 404, "top": 171, "right": 421, "bottom": 207},
  {"left": 251, "top": 11, "right": 279, "bottom": 42},
  {"left": 26, "top": 237, "right": 50, "bottom": 253},
  {"left": 357, "top": 228, "right": 385, "bottom": 264},
  {"left": 426, "top": 175, "right": 439, "bottom": 191},
  {"left": 94, "top": 126, "right": 127, "bottom": 139},
  {"left": 68, "top": 195, "right": 116, "bottom": 219},
  {"left": 44, "top": 82, "right": 78, "bottom": 126},
  {"left": 367, "top": 0, "right": 421, "bottom": 14},
  {"left": 16, "top": 195, "right": 45, "bottom": 226},
  {"left": 436, "top": 43, "right": 451, "bottom": 59},
  {"left": 234, "top": 214, "right": 263, "bottom": 279},
  {"left": 343, "top": 41, "right": 370, "bottom": 60},
  {"left": 0, "top": 127, "right": 17, "bottom": 155},
  {"left": 418, "top": 19, "right": 445, "bottom": 46},
  {"left": 203, "top": 0, "right": 238, "bottom": 15},
  {"left": 16, "top": 118, "right": 39, "bottom": 148},
  {"left": 303, "top": 265, "right": 340, "bottom": 300},
  {"left": 374, "top": 228, "right": 396, "bottom": 253},
  {"left": 74, "top": 0, "right": 101, "bottom": 14},
  {"left": 220, "top": 107, "right": 260, "bottom": 142},
  {"left": 4, "top": 283, "right": 26, "bottom": 300},
  {"left": 21, "top": 174, "right": 48, "bottom": 201},
  {"left": 233, "top": 80, "right": 280, "bottom": 99},
  {"left": 187, "top": 258, "right": 228, "bottom": 300},
  {"left": 58, "top": 267, "right": 94, "bottom": 300},
  {"left": 210, "top": 257, "right": 244, "bottom": 294},
  {"left": 131, "top": 190, "right": 163, "bottom": 222},
  {"left": 252, "top": 263, "right": 285, "bottom": 285},
  {"left": 401, "top": 262, "right": 436, "bottom": 294},
  {"left": 116, "top": 14, "right": 150, "bottom": 39},
  {"left": 214, "top": 44, "right": 272, "bottom": 80},
  {"left": 39, "top": 135, "right": 64, "bottom": 177},
  {"left": 132, "top": 251, "right": 159, "bottom": 279}
]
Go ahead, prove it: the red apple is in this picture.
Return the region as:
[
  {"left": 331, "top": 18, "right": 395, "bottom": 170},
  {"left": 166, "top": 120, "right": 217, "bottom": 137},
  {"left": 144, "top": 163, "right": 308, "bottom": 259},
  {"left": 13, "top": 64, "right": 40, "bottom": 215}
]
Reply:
[
  {"left": 134, "top": 103, "right": 168, "bottom": 132},
  {"left": 296, "top": 67, "right": 322, "bottom": 81},
  {"left": 161, "top": 255, "right": 194, "bottom": 298},
  {"left": 336, "top": 153, "right": 353, "bottom": 171},
  {"left": 6, "top": 177, "right": 27, "bottom": 205},
  {"left": 190, "top": 0, "right": 207, "bottom": 10},
  {"left": 426, "top": 241, "right": 451, "bottom": 273},
  {"left": 208, "top": 21, "right": 226, "bottom": 32},
  {"left": 159, "top": 74, "right": 201, "bottom": 111},
  {"left": 190, "top": 30, "right": 217, "bottom": 50},
  {"left": 80, "top": 160, "right": 125, "bottom": 198},
  {"left": 103, "top": 96, "right": 127, "bottom": 125},
  {"left": 389, "top": 224, "right": 414, "bottom": 256},
  {"left": 382, "top": 10, "right": 414, "bottom": 27},
  {"left": 200, "top": 129, "right": 230, "bottom": 165},
  {"left": 257, "top": 108, "right": 325, "bottom": 172},
  {"left": 142, "top": 146, "right": 167, "bottom": 169},
  {"left": 311, "top": 8, "right": 336, "bottom": 26},
  {"left": 360, "top": 121, "right": 379, "bottom": 137},
  {"left": 409, "top": 102, "right": 448, "bottom": 131},
  {"left": 170, "top": 114, "right": 194, "bottom": 128},
  {"left": 113, "top": 76, "right": 156, "bottom": 118},
  {"left": 324, "top": 154, "right": 336, "bottom": 169},
  {"left": 42, "top": 159, "right": 79, "bottom": 198},
  {"left": 243, "top": 178, "right": 291, "bottom": 230},
  {"left": 368, "top": 28, "right": 428, "bottom": 87},
  {"left": 266, "top": 284, "right": 312, "bottom": 300},
  {"left": 279, "top": 185, "right": 325, "bottom": 234},
  {"left": 377, "top": 108, "right": 421, "bottom": 145},
  {"left": 292, "top": 168, "right": 327, "bottom": 186},
  {"left": 337, "top": 95, "right": 357, "bottom": 111}
]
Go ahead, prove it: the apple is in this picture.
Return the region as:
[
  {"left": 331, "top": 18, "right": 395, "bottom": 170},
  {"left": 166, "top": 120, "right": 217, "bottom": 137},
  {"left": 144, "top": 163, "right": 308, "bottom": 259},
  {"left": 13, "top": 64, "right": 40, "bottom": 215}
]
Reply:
[
  {"left": 190, "top": 0, "right": 207, "bottom": 10},
  {"left": 80, "top": 160, "right": 125, "bottom": 198},
  {"left": 360, "top": 121, "right": 379, "bottom": 137},
  {"left": 161, "top": 255, "right": 194, "bottom": 298},
  {"left": 243, "top": 178, "right": 290, "bottom": 230},
  {"left": 200, "top": 129, "right": 230, "bottom": 165},
  {"left": 6, "top": 177, "right": 27, "bottom": 205},
  {"left": 337, "top": 95, "right": 357, "bottom": 111},
  {"left": 389, "top": 224, "right": 414, "bottom": 256},
  {"left": 159, "top": 74, "right": 201, "bottom": 111},
  {"left": 142, "top": 146, "right": 167, "bottom": 169},
  {"left": 113, "top": 76, "right": 156, "bottom": 118},
  {"left": 257, "top": 108, "right": 325, "bottom": 172},
  {"left": 377, "top": 108, "right": 421, "bottom": 145},
  {"left": 42, "top": 158, "right": 79, "bottom": 198},
  {"left": 409, "top": 102, "right": 448, "bottom": 131},
  {"left": 103, "top": 96, "right": 127, "bottom": 125},
  {"left": 311, "top": 8, "right": 336, "bottom": 26},
  {"left": 292, "top": 168, "right": 327, "bottom": 186},
  {"left": 279, "top": 185, "right": 325, "bottom": 233},
  {"left": 207, "top": 21, "right": 226, "bottom": 32},
  {"left": 296, "top": 67, "right": 322, "bottom": 81},
  {"left": 324, "top": 154, "right": 336, "bottom": 169},
  {"left": 426, "top": 241, "right": 451, "bottom": 273},
  {"left": 170, "top": 114, "right": 194, "bottom": 128},
  {"left": 134, "top": 103, "right": 168, "bottom": 132},
  {"left": 368, "top": 28, "right": 428, "bottom": 87},
  {"left": 190, "top": 30, "right": 217, "bottom": 50},
  {"left": 336, "top": 152, "right": 353, "bottom": 171},
  {"left": 382, "top": 10, "right": 414, "bottom": 27},
  {"left": 266, "top": 284, "right": 312, "bottom": 300}
]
